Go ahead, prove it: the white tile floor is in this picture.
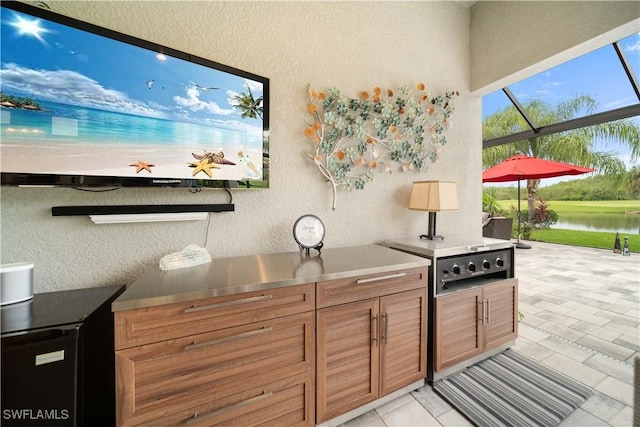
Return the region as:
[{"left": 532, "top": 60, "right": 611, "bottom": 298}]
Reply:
[{"left": 341, "top": 241, "right": 639, "bottom": 427}]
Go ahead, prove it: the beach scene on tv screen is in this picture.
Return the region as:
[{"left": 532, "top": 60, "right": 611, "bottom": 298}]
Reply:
[{"left": 0, "top": 7, "right": 265, "bottom": 182}]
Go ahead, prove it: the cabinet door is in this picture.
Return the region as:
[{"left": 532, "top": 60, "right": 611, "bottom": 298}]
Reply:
[
  {"left": 483, "top": 278, "right": 518, "bottom": 351},
  {"left": 316, "top": 299, "right": 379, "bottom": 423},
  {"left": 379, "top": 289, "right": 427, "bottom": 396},
  {"left": 434, "top": 288, "right": 483, "bottom": 371}
]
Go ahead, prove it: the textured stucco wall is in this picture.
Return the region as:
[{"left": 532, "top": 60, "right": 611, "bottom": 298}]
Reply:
[
  {"left": 1, "top": 1, "right": 481, "bottom": 292},
  {"left": 470, "top": 1, "right": 640, "bottom": 94}
]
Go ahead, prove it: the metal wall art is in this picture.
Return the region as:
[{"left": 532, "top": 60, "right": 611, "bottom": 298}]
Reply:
[{"left": 305, "top": 84, "right": 458, "bottom": 209}]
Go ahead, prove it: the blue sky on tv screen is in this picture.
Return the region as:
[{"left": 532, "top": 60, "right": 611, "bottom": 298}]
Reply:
[{"left": 0, "top": 7, "right": 263, "bottom": 133}]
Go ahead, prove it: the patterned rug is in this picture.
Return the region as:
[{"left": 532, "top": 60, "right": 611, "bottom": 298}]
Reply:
[{"left": 433, "top": 349, "right": 593, "bottom": 427}]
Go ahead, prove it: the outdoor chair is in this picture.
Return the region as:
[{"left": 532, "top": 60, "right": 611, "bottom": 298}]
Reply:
[{"left": 482, "top": 215, "right": 513, "bottom": 241}]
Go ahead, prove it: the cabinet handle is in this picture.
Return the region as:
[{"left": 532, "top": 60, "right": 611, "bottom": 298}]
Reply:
[
  {"left": 184, "top": 327, "right": 273, "bottom": 351},
  {"left": 184, "top": 294, "right": 273, "bottom": 313},
  {"left": 478, "top": 300, "right": 484, "bottom": 325},
  {"left": 482, "top": 299, "right": 488, "bottom": 325},
  {"left": 372, "top": 314, "right": 379, "bottom": 346},
  {"left": 356, "top": 272, "right": 406, "bottom": 284},
  {"left": 381, "top": 313, "right": 388, "bottom": 344},
  {"left": 486, "top": 298, "right": 491, "bottom": 324},
  {"left": 482, "top": 299, "right": 489, "bottom": 325},
  {"left": 184, "top": 391, "right": 273, "bottom": 425}
]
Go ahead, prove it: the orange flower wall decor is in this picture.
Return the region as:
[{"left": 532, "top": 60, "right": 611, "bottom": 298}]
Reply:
[{"left": 305, "top": 83, "right": 459, "bottom": 209}]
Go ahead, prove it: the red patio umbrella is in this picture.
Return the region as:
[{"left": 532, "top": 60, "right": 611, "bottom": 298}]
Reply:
[{"left": 482, "top": 154, "right": 594, "bottom": 248}]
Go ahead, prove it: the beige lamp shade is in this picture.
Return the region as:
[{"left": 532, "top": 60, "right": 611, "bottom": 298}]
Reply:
[{"left": 409, "top": 180, "right": 459, "bottom": 212}]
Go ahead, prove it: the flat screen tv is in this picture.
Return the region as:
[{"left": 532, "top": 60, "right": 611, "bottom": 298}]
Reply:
[{"left": 0, "top": 1, "right": 269, "bottom": 189}]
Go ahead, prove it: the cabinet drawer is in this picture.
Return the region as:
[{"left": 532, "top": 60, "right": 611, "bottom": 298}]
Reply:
[
  {"left": 115, "top": 283, "right": 314, "bottom": 349},
  {"left": 144, "top": 371, "right": 315, "bottom": 427},
  {"left": 116, "top": 312, "right": 315, "bottom": 426},
  {"left": 317, "top": 267, "right": 427, "bottom": 308}
]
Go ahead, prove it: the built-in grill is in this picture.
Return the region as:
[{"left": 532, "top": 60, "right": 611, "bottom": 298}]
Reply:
[
  {"left": 381, "top": 236, "right": 515, "bottom": 382},
  {"left": 433, "top": 247, "right": 513, "bottom": 296}
]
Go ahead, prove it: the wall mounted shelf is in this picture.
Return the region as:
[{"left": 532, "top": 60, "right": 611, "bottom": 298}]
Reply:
[
  {"left": 52, "top": 204, "right": 234, "bottom": 217},
  {"left": 89, "top": 212, "right": 210, "bottom": 224}
]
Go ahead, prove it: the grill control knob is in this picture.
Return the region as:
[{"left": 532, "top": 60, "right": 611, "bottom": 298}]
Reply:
[
  {"left": 496, "top": 257, "right": 504, "bottom": 267},
  {"left": 483, "top": 260, "right": 491, "bottom": 270},
  {"left": 452, "top": 264, "right": 460, "bottom": 275},
  {"left": 468, "top": 262, "right": 476, "bottom": 272}
]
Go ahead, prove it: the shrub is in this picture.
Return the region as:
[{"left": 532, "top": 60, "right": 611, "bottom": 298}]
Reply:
[
  {"left": 507, "top": 205, "right": 530, "bottom": 239},
  {"left": 530, "top": 198, "right": 558, "bottom": 229},
  {"left": 482, "top": 188, "right": 506, "bottom": 216},
  {"left": 507, "top": 198, "right": 557, "bottom": 237}
]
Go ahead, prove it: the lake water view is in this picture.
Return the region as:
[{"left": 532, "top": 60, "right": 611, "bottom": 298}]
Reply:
[{"left": 553, "top": 212, "right": 640, "bottom": 234}]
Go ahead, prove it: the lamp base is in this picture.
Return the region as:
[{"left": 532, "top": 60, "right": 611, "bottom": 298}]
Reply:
[
  {"left": 419, "top": 211, "right": 444, "bottom": 241},
  {"left": 419, "top": 234, "right": 444, "bottom": 240}
]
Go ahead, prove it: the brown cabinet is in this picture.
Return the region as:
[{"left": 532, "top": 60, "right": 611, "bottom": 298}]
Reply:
[
  {"left": 114, "top": 284, "right": 316, "bottom": 427},
  {"left": 113, "top": 246, "right": 431, "bottom": 427},
  {"left": 315, "top": 268, "right": 427, "bottom": 423},
  {"left": 434, "top": 278, "right": 518, "bottom": 372}
]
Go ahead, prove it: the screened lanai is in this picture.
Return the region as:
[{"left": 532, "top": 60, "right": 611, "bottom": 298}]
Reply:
[{"left": 482, "top": 32, "right": 640, "bottom": 151}]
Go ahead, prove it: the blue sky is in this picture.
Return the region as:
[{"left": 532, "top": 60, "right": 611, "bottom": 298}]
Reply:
[
  {"left": 0, "top": 6, "right": 264, "bottom": 133},
  {"left": 482, "top": 32, "right": 640, "bottom": 186}
]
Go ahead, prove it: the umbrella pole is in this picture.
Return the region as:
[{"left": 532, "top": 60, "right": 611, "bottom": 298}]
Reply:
[{"left": 516, "top": 179, "right": 531, "bottom": 249}]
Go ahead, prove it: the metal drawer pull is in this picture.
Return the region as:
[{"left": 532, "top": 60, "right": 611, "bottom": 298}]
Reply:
[
  {"left": 185, "top": 391, "right": 273, "bottom": 425},
  {"left": 481, "top": 299, "right": 484, "bottom": 325},
  {"left": 356, "top": 272, "right": 406, "bottom": 284},
  {"left": 184, "top": 294, "right": 273, "bottom": 313},
  {"left": 185, "top": 327, "right": 273, "bottom": 351},
  {"left": 382, "top": 313, "right": 388, "bottom": 344},
  {"left": 486, "top": 299, "right": 491, "bottom": 324},
  {"left": 479, "top": 299, "right": 486, "bottom": 325},
  {"left": 482, "top": 299, "right": 489, "bottom": 325},
  {"left": 372, "top": 314, "right": 379, "bottom": 346}
]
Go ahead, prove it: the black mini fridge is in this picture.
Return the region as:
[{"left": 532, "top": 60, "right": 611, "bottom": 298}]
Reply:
[{"left": 1, "top": 285, "right": 125, "bottom": 427}]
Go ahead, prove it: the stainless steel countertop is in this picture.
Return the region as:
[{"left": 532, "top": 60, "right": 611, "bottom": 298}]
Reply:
[
  {"left": 380, "top": 235, "right": 514, "bottom": 258},
  {"left": 112, "top": 244, "right": 429, "bottom": 312}
]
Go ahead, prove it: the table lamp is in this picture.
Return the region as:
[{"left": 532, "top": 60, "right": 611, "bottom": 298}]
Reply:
[{"left": 409, "top": 180, "right": 459, "bottom": 240}]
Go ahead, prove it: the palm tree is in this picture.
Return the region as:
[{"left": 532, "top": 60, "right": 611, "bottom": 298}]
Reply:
[
  {"left": 483, "top": 95, "right": 640, "bottom": 222},
  {"left": 230, "top": 85, "right": 263, "bottom": 121},
  {"left": 626, "top": 166, "right": 640, "bottom": 199}
]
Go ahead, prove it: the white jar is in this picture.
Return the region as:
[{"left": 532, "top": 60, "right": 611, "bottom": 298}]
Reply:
[{"left": 1, "top": 262, "right": 34, "bottom": 305}]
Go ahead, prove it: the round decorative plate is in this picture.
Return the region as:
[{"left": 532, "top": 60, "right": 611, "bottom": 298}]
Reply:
[{"left": 293, "top": 214, "right": 325, "bottom": 252}]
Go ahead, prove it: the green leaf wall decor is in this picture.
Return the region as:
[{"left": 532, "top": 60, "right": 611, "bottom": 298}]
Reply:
[{"left": 305, "top": 84, "right": 459, "bottom": 209}]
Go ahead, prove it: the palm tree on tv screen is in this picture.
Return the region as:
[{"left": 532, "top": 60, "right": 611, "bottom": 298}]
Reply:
[
  {"left": 482, "top": 95, "right": 640, "bottom": 222},
  {"left": 231, "top": 85, "right": 263, "bottom": 121}
]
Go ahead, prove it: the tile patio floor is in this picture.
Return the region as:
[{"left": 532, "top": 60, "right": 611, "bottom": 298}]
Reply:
[{"left": 342, "top": 241, "right": 639, "bottom": 427}]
